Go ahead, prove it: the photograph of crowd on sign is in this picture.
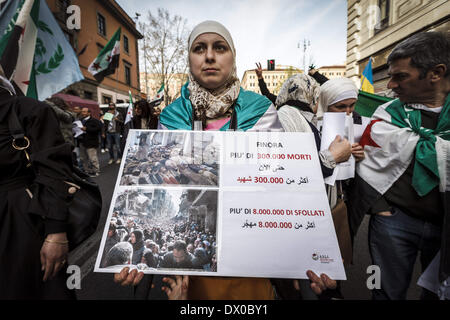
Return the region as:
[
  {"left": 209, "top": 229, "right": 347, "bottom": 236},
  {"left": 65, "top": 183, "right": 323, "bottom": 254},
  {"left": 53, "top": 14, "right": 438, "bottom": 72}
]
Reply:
[
  {"left": 98, "top": 188, "right": 218, "bottom": 273},
  {"left": 120, "top": 131, "right": 220, "bottom": 187}
]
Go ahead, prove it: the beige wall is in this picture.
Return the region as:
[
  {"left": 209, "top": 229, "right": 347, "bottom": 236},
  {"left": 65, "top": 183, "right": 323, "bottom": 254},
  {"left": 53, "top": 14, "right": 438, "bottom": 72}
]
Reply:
[
  {"left": 317, "top": 66, "right": 346, "bottom": 79},
  {"left": 241, "top": 66, "right": 302, "bottom": 95},
  {"left": 347, "top": 0, "right": 450, "bottom": 94},
  {"left": 140, "top": 73, "right": 188, "bottom": 108}
]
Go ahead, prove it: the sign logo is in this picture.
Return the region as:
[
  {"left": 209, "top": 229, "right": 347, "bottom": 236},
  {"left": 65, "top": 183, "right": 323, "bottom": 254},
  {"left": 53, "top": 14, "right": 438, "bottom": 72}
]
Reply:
[{"left": 312, "top": 252, "right": 334, "bottom": 264}]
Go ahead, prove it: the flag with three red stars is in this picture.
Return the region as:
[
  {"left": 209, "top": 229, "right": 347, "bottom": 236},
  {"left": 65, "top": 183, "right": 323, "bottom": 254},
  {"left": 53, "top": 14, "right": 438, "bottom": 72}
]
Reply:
[
  {"left": 125, "top": 90, "right": 133, "bottom": 125},
  {"left": 88, "top": 27, "right": 121, "bottom": 82}
]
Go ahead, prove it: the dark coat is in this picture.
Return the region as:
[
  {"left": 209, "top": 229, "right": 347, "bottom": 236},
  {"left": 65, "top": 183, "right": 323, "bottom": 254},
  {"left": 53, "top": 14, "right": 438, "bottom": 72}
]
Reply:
[
  {"left": 80, "top": 117, "right": 103, "bottom": 148},
  {"left": 0, "top": 89, "right": 75, "bottom": 299},
  {"left": 160, "top": 251, "right": 193, "bottom": 269}
]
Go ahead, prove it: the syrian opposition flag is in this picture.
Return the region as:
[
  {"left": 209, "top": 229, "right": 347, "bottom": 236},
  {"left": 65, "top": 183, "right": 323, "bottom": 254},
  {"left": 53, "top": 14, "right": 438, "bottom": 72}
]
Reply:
[
  {"left": 120, "top": 90, "right": 134, "bottom": 154},
  {"left": 0, "top": 0, "right": 84, "bottom": 100},
  {"left": 0, "top": 0, "right": 35, "bottom": 88},
  {"left": 150, "top": 83, "right": 164, "bottom": 105},
  {"left": 88, "top": 27, "right": 121, "bottom": 82},
  {"left": 125, "top": 90, "right": 133, "bottom": 125},
  {"left": 355, "top": 97, "right": 450, "bottom": 283}
]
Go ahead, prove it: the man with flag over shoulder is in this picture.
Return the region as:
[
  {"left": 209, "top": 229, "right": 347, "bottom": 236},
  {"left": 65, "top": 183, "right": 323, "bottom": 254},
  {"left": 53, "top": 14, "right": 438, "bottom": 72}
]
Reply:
[{"left": 349, "top": 31, "right": 450, "bottom": 300}]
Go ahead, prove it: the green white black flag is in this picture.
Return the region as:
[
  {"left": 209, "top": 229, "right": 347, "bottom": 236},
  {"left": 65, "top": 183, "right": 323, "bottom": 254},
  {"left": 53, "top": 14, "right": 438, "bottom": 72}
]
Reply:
[
  {"left": 88, "top": 27, "right": 121, "bottom": 82},
  {"left": 151, "top": 83, "right": 164, "bottom": 105}
]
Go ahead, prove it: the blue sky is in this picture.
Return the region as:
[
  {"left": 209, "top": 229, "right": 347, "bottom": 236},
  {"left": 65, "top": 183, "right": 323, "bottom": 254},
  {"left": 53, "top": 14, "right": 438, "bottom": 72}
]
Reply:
[{"left": 116, "top": 0, "right": 348, "bottom": 79}]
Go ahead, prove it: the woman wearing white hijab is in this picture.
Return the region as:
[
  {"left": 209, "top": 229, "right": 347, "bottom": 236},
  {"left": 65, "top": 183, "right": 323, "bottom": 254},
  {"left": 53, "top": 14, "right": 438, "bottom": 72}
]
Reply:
[
  {"left": 115, "top": 20, "right": 337, "bottom": 300},
  {"left": 317, "top": 78, "right": 365, "bottom": 162},
  {"left": 159, "top": 20, "right": 283, "bottom": 132},
  {"left": 315, "top": 77, "right": 365, "bottom": 267}
]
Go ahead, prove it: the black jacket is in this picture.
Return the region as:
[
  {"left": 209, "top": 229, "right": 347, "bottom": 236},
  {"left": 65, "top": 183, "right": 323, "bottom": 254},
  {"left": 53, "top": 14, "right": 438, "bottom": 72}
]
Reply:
[{"left": 80, "top": 117, "right": 103, "bottom": 148}]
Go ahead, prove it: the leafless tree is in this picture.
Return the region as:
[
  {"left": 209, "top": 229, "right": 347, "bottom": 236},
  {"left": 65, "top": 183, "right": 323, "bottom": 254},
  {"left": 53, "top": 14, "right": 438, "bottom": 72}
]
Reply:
[{"left": 139, "top": 8, "right": 189, "bottom": 106}]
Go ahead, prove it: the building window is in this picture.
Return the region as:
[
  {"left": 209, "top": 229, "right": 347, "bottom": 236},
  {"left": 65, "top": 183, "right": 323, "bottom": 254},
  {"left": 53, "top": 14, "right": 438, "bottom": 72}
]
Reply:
[
  {"left": 123, "top": 35, "right": 129, "bottom": 54},
  {"left": 97, "top": 13, "right": 106, "bottom": 36},
  {"left": 375, "top": 0, "right": 390, "bottom": 34},
  {"left": 124, "top": 64, "right": 131, "bottom": 85},
  {"left": 56, "top": 0, "right": 71, "bottom": 21},
  {"left": 102, "top": 95, "right": 112, "bottom": 104},
  {"left": 57, "top": 0, "right": 71, "bottom": 11},
  {"left": 84, "top": 91, "right": 93, "bottom": 100}
]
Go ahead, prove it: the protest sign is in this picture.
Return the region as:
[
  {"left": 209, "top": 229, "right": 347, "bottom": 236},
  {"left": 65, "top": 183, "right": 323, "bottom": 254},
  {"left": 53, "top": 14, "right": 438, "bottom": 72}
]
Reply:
[
  {"left": 72, "top": 120, "right": 84, "bottom": 138},
  {"left": 102, "top": 112, "right": 114, "bottom": 121},
  {"left": 94, "top": 130, "right": 346, "bottom": 280},
  {"left": 320, "top": 113, "right": 355, "bottom": 184}
]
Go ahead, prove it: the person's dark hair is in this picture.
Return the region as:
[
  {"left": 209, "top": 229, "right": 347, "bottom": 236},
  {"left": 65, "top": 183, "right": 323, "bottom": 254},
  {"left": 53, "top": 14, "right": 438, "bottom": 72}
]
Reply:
[
  {"left": 387, "top": 31, "right": 450, "bottom": 79},
  {"left": 131, "top": 229, "right": 144, "bottom": 250},
  {"left": 135, "top": 100, "right": 151, "bottom": 118},
  {"left": 173, "top": 240, "right": 187, "bottom": 253},
  {"left": 143, "top": 249, "right": 158, "bottom": 268},
  {"left": 47, "top": 96, "right": 70, "bottom": 110},
  {"left": 105, "top": 242, "right": 133, "bottom": 266},
  {"left": 109, "top": 222, "right": 117, "bottom": 233}
]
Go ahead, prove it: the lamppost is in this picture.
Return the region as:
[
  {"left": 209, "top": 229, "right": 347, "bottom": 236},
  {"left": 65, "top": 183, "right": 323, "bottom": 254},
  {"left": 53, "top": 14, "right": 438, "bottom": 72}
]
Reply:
[
  {"left": 298, "top": 38, "right": 311, "bottom": 72},
  {"left": 135, "top": 13, "right": 148, "bottom": 98}
]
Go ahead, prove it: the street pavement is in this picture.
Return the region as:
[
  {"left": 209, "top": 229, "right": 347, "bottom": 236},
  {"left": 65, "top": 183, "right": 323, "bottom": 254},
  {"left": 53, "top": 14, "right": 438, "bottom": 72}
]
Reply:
[{"left": 70, "top": 150, "right": 422, "bottom": 300}]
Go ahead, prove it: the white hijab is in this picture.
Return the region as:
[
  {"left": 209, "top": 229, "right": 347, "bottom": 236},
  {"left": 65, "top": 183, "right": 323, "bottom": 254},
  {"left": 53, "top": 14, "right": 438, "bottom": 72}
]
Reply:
[
  {"left": 187, "top": 21, "right": 240, "bottom": 124},
  {"left": 316, "top": 78, "right": 358, "bottom": 119}
]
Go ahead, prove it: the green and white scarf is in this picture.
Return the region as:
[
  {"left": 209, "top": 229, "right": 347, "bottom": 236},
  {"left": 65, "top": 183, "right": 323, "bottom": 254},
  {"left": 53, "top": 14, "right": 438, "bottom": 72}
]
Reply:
[{"left": 385, "top": 94, "right": 450, "bottom": 196}]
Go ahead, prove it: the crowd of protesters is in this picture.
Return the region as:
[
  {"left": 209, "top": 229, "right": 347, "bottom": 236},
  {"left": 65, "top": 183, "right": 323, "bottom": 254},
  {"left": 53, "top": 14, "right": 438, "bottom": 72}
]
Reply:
[
  {"left": 48, "top": 99, "right": 160, "bottom": 177},
  {"left": 101, "top": 211, "right": 217, "bottom": 273}
]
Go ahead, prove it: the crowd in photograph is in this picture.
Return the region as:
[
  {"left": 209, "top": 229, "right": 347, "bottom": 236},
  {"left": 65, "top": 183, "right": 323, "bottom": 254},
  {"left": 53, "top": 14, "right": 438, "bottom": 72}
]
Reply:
[{"left": 101, "top": 211, "right": 217, "bottom": 273}]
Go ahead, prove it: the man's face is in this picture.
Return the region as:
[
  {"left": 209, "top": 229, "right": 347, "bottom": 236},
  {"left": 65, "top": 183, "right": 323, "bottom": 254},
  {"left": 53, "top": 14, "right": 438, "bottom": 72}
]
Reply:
[
  {"left": 108, "top": 104, "right": 116, "bottom": 114},
  {"left": 173, "top": 248, "right": 187, "bottom": 264},
  {"left": 387, "top": 57, "right": 434, "bottom": 104},
  {"left": 81, "top": 108, "right": 90, "bottom": 118}
]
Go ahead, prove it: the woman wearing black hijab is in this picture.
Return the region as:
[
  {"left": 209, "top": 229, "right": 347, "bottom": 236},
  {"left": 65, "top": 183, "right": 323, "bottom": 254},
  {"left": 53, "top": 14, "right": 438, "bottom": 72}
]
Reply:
[{"left": 130, "top": 229, "right": 146, "bottom": 265}]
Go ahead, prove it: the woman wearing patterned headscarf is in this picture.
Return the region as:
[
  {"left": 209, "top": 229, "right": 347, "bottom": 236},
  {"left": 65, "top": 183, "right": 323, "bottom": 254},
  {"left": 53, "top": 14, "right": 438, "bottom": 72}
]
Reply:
[
  {"left": 276, "top": 73, "right": 352, "bottom": 178},
  {"left": 158, "top": 20, "right": 281, "bottom": 300},
  {"left": 159, "top": 20, "right": 283, "bottom": 132}
]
